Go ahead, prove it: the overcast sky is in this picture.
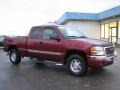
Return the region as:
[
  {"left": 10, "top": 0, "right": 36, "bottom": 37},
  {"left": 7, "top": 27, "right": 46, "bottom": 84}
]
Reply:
[{"left": 0, "top": 0, "right": 120, "bottom": 36}]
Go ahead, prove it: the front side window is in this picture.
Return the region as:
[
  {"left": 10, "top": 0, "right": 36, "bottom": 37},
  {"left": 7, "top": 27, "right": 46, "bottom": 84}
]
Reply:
[
  {"left": 42, "top": 28, "right": 57, "bottom": 40},
  {"left": 30, "top": 27, "right": 40, "bottom": 39}
]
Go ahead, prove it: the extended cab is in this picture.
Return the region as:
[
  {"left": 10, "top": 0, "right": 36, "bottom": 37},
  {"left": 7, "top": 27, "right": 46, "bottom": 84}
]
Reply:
[{"left": 3, "top": 25, "right": 117, "bottom": 76}]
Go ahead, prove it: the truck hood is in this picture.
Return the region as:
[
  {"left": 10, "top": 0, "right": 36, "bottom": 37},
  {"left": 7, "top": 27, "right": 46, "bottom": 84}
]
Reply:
[{"left": 74, "top": 38, "right": 112, "bottom": 47}]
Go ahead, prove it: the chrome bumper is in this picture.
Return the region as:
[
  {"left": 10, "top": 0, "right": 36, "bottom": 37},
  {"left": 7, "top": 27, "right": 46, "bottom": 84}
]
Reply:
[{"left": 90, "top": 55, "right": 116, "bottom": 61}]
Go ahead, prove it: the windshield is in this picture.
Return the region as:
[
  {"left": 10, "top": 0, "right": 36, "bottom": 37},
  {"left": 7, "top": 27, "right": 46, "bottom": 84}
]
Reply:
[{"left": 58, "top": 26, "right": 86, "bottom": 39}]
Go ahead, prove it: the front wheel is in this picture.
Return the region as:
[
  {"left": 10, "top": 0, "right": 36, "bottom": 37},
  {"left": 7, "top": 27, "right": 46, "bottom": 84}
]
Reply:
[
  {"left": 67, "top": 54, "right": 88, "bottom": 76},
  {"left": 9, "top": 49, "right": 21, "bottom": 64}
]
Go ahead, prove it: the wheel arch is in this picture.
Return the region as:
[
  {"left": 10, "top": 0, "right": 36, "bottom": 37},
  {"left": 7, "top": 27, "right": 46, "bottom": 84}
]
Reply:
[
  {"left": 64, "top": 50, "right": 87, "bottom": 65},
  {"left": 8, "top": 45, "right": 18, "bottom": 52}
]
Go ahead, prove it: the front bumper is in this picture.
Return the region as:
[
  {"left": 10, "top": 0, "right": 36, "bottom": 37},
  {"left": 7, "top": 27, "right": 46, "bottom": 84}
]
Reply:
[{"left": 87, "top": 54, "right": 117, "bottom": 68}]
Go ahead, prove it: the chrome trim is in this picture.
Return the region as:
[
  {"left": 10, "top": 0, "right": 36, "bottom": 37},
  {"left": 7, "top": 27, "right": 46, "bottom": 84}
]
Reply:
[
  {"left": 28, "top": 49, "right": 63, "bottom": 56},
  {"left": 70, "top": 59, "right": 82, "bottom": 73},
  {"left": 90, "top": 54, "right": 116, "bottom": 61},
  {"left": 103, "top": 46, "right": 115, "bottom": 55},
  {"left": 35, "top": 60, "right": 63, "bottom": 66}
]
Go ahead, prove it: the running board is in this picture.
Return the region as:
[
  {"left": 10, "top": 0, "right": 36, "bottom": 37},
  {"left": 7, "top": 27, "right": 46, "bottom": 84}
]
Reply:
[{"left": 34, "top": 59, "right": 63, "bottom": 66}]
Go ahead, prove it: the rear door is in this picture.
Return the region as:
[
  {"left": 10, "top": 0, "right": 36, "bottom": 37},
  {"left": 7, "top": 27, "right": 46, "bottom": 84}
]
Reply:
[{"left": 27, "top": 27, "right": 43, "bottom": 58}]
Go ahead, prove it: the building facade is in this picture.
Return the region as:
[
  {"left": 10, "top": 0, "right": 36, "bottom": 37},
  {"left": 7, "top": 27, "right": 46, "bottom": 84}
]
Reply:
[{"left": 56, "top": 6, "right": 120, "bottom": 45}]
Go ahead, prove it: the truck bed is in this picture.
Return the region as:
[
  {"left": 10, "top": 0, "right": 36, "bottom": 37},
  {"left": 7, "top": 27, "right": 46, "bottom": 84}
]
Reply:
[{"left": 4, "top": 36, "right": 28, "bottom": 56}]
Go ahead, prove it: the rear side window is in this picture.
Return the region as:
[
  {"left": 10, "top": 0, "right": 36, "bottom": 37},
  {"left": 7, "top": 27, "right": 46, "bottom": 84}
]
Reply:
[{"left": 30, "top": 27, "right": 40, "bottom": 39}]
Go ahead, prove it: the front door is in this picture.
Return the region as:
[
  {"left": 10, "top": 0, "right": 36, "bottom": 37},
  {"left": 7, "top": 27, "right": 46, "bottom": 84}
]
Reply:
[
  {"left": 109, "top": 27, "right": 117, "bottom": 44},
  {"left": 40, "top": 27, "right": 64, "bottom": 61}
]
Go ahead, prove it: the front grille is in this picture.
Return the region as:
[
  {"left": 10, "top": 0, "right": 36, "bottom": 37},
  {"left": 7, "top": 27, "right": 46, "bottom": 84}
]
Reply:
[{"left": 105, "top": 47, "right": 114, "bottom": 55}]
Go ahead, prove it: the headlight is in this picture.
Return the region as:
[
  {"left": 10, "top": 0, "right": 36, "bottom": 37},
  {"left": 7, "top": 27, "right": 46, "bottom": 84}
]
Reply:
[{"left": 91, "top": 46, "right": 106, "bottom": 56}]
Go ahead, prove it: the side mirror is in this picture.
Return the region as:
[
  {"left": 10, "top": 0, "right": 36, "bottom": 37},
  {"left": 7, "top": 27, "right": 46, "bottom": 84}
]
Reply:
[{"left": 50, "top": 36, "right": 60, "bottom": 41}]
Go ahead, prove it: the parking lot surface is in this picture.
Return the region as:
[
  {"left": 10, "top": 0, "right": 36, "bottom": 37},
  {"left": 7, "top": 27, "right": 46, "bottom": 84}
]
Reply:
[{"left": 0, "top": 48, "right": 120, "bottom": 90}]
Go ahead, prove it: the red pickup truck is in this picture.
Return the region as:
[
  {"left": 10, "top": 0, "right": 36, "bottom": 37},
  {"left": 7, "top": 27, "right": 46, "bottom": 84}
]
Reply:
[{"left": 3, "top": 25, "right": 117, "bottom": 76}]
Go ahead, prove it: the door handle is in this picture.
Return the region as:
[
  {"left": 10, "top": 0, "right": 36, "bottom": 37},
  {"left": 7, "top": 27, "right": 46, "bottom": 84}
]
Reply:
[{"left": 40, "top": 42, "right": 43, "bottom": 44}]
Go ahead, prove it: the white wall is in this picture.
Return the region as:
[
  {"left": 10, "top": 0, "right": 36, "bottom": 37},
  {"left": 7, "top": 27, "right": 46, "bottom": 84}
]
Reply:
[
  {"left": 64, "top": 20, "right": 100, "bottom": 39},
  {"left": 100, "top": 16, "right": 120, "bottom": 24}
]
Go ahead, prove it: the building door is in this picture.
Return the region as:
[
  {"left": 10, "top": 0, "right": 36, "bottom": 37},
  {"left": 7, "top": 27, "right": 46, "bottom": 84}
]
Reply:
[{"left": 109, "top": 27, "right": 117, "bottom": 43}]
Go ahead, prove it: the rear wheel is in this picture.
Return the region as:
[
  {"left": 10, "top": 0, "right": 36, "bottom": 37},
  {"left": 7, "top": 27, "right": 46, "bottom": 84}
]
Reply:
[
  {"left": 9, "top": 49, "right": 21, "bottom": 64},
  {"left": 67, "top": 54, "right": 88, "bottom": 76}
]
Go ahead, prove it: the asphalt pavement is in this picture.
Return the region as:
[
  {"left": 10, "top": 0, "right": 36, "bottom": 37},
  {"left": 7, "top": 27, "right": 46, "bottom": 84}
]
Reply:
[{"left": 0, "top": 48, "right": 120, "bottom": 90}]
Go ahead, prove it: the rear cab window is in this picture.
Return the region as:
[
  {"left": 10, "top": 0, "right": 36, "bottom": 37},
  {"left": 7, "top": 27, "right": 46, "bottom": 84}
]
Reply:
[{"left": 30, "top": 27, "right": 41, "bottom": 39}]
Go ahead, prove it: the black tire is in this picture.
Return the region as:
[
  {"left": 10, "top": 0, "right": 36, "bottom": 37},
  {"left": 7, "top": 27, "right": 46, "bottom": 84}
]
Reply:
[
  {"left": 67, "top": 54, "right": 88, "bottom": 76},
  {"left": 9, "top": 49, "right": 21, "bottom": 64}
]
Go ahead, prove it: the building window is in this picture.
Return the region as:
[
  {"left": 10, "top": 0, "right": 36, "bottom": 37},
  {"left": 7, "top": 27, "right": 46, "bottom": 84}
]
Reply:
[
  {"left": 118, "top": 21, "right": 120, "bottom": 38},
  {"left": 105, "top": 24, "right": 109, "bottom": 38},
  {"left": 109, "top": 22, "right": 117, "bottom": 27},
  {"left": 100, "top": 21, "right": 118, "bottom": 44},
  {"left": 101, "top": 25, "right": 104, "bottom": 38},
  {"left": 100, "top": 24, "right": 109, "bottom": 39}
]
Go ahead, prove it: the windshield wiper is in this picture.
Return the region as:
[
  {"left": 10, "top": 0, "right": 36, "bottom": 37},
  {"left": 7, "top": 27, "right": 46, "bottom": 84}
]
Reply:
[
  {"left": 67, "top": 36, "right": 86, "bottom": 38},
  {"left": 78, "top": 36, "right": 87, "bottom": 38},
  {"left": 67, "top": 36, "right": 79, "bottom": 38}
]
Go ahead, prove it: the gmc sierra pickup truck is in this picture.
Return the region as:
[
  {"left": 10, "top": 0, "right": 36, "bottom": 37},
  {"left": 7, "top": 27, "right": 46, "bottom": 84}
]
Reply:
[{"left": 3, "top": 25, "right": 117, "bottom": 76}]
